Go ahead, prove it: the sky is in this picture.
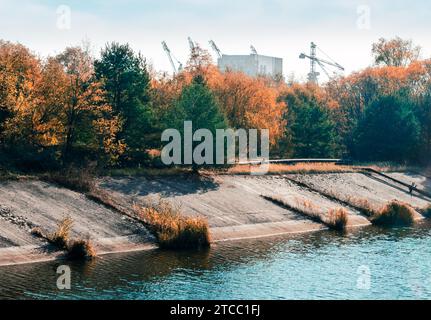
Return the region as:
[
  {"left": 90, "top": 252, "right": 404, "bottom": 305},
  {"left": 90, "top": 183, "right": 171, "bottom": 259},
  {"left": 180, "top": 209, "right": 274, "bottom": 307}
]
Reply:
[{"left": 0, "top": 0, "right": 430, "bottom": 81}]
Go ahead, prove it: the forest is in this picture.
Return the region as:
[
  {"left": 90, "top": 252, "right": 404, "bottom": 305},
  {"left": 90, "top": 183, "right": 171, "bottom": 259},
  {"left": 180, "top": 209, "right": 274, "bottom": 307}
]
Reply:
[{"left": 0, "top": 37, "right": 430, "bottom": 172}]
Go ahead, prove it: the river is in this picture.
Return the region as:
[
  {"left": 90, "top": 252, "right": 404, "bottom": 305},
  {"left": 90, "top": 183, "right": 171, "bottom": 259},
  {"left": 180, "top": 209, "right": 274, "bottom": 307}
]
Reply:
[{"left": 1, "top": 221, "right": 431, "bottom": 300}]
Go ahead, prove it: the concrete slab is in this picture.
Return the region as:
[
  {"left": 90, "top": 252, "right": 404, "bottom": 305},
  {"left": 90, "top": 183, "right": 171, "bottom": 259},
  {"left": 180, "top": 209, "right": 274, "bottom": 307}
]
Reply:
[{"left": 292, "top": 172, "right": 430, "bottom": 212}]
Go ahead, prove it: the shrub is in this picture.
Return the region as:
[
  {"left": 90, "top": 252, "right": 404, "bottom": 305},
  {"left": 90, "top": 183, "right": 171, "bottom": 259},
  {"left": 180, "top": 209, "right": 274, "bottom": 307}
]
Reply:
[
  {"left": 371, "top": 200, "right": 415, "bottom": 226},
  {"left": 133, "top": 199, "right": 210, "bottom": 250}
]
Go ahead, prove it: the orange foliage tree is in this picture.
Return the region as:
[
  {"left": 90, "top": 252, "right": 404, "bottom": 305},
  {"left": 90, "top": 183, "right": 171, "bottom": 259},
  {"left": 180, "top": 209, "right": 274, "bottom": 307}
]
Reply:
[
  {"left": 212, "top": 71, "right": 285, "bottom": 145},
  {"left": 0, "top": 41, "right": 41, "bottom": 144},
  {"left": 372, "top": 37, "right": 421, "bottom": 67},
  {"left": 0, "top": 42, "right": 125, "bottom": 167},
  {"left": 55, "top": 46, "right": 125, "bottom": 165}
]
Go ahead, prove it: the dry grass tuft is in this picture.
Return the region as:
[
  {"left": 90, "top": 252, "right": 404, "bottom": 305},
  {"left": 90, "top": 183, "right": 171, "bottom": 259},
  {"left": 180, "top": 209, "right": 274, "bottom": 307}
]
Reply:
[
  {"left": 371, "top": 200, "right": 416, "bottom": 227},
  {"left": 32, "top": 217, "right": 97, "bottom": 260},
  {"left": 48, "top": 217, "right": 73, "bottom": 249},
  {"left": 67, "top": 238, "right": 97, "bottom": 260},
  {"left": 228, "top": 163, "right": 356, "bottom": 175},
  {"left": 327, "top": 208, "right": 349, "bottom": 231},
  {"left": 294, "top": 198, "right": 323, "bottom": 221},
  {"left": 342, "top": 196, "right": 378, "bottom": 217},
  {"left": 262, "top": 195, "right": 349, "bottom": 231},
  {"left": 133, "top": 199, "right": 210, "bottom": 250}
]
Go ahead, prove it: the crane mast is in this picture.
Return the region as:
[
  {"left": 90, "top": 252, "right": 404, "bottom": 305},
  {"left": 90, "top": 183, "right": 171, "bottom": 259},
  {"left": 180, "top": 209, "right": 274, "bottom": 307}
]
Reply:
[
  {"left": 309, "top": 42, "right": 318, "bottom": 84},
  {"left": 299, "top": 42, "right": 344, "bottom": 84}
]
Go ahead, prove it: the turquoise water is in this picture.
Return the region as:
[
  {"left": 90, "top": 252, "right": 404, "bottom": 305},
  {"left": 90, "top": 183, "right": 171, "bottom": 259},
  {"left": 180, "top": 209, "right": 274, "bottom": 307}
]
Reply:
[{"left": 1, "top": 222, "right": 431, "bottom": 300}]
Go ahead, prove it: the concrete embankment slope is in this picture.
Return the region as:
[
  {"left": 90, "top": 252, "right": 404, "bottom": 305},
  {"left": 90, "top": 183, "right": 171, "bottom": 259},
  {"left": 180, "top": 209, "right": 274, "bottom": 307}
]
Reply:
[
  {"left": 100, "top": 171, "right": 430, "bottom": 242},
  {"left": 0, "top": 180, "right": 156, "bottom": 266},
  {"left": 293, "top": 172, "right": 429, "bottom": 219},
  {"left": 0, "top": 170, "right": 429, "bottom": 266},
  {"left": 99, "top": 175, "right": 328, "bottom": 241},
  {"left": 386, "top": 171, "right": 431, "bottom": 194}
]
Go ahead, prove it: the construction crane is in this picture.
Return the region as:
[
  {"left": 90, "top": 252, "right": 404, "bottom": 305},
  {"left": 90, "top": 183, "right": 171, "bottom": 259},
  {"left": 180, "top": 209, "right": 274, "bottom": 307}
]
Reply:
[
  {"left": 209, "top": 40, "right": 222, "bottom": 59},
  {"left": 161, "top": 41, "right": 183, "bottom": 75},
  {"left": 250, "top": 45, "right": 258, "bottom": 55},
  {"left": 188, "top": 37, "right": 196, "bottom": 51},
  {"left": 299, "top": 42, "right": 344, "bottom": 84}
]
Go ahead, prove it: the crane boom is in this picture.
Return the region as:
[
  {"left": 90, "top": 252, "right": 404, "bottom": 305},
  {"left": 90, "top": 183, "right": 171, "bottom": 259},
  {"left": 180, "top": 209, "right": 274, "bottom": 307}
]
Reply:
[
  {"left": 188, "top": 37, "right": 196, "bottom": 51},
  {"left": 299, "top": 53, "right": 344, "bottom": 71},
  {"left": 250, "top": 45, "right": 258, "bottom": 55},
  {"left": 299, "top": 42, "right": 344, "bottom": 84},
  {"left": 209, "top": 40, "right": 222, "bottom": 59},
  {"left": 162, "top": 41, "right": 182, "bottom": 75}
]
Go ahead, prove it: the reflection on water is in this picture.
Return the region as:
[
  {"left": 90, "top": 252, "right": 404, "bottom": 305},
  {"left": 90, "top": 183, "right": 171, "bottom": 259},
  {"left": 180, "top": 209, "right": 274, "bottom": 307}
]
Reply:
[{"left": 1, "top": 221, "right": 431, "bottom": 300}]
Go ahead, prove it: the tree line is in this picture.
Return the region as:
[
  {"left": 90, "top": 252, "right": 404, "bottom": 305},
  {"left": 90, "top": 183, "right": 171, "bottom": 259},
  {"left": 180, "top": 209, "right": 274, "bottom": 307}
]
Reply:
[{"left": 0, "top": 37, "right": 430, "bottom": 172}]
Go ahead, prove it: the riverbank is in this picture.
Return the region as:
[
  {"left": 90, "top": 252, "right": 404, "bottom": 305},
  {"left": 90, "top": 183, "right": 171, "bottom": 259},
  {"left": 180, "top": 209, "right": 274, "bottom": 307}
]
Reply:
[
  {"left": 0, "top": 168, "right": 430, "bottom": 267},
  {"left": 0, "top": 179, "right": 156, "bottom": 266},
  {"left": 99, "top": 170, "right": 430, "bottom": 239},
  {"left": 3, "top": 220, "right": 431, "bottom": 300}
]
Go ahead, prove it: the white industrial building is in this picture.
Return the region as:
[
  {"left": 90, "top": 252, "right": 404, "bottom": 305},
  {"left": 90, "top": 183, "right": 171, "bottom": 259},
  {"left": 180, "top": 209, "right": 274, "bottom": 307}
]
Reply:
[{"left": 217, "top": 53, "right": 283, "bottom": 78}]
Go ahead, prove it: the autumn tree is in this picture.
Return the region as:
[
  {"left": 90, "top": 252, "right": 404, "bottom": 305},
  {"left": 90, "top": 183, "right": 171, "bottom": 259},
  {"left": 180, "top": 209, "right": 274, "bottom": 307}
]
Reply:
[
  {"left": 0, "top": 41, "right": 41, "bottom": 142},
  {"left": 212, "top": 71, "right": 285, "bottom": 145},
  {"left": 0, "top": 41, "right": 55, "bottom": 169},
  {"left": 56, "top": 46, "right": 124, "bottom": 165},
  {"left": 95, "top": 43, "right": 154, "bottom": 160},
  {"left": 372, "top": 37, "right": 421, "bottom": 67},
  {"left": 185, "top": 43, "right": 216, "bottom": 81}
]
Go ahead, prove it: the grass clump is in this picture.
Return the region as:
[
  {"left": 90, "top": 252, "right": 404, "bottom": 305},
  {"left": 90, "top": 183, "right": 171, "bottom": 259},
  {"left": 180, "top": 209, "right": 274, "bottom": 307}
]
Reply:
[
  {"left": 67, "top": 238, "right": 97, "bottom": 260},
  {"left": 48, "top": 217, "right": 73, "bottom": 249},
  {"left": 371, "top": 200, "right": 416, "bottom": 227},
  {"left": 342, "top": 197, "right": 378, "bottom": 217},
  {"left": 228, "top": 163, "right": 355, "bottom": 175},
  {"left": 262, "top": 195, "right": 349, "bottom": 231},
  {"left": 133, "top": 199, "right": 210, "bottom": 250},
  {"left": 285, "top": 179, "right": 378, "bottom": 219},
  {"left": 327, "top": 208, "right": 349, "bottom": 231},
  {"left": 32, "top": 217, "right": 96, "bottom": 260}
]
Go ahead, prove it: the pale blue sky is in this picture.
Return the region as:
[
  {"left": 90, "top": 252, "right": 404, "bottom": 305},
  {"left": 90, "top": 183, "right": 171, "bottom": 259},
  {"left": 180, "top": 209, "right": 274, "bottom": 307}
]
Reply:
[{"left": 1, "top": 0, "right": 430, "bottom": 81}]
